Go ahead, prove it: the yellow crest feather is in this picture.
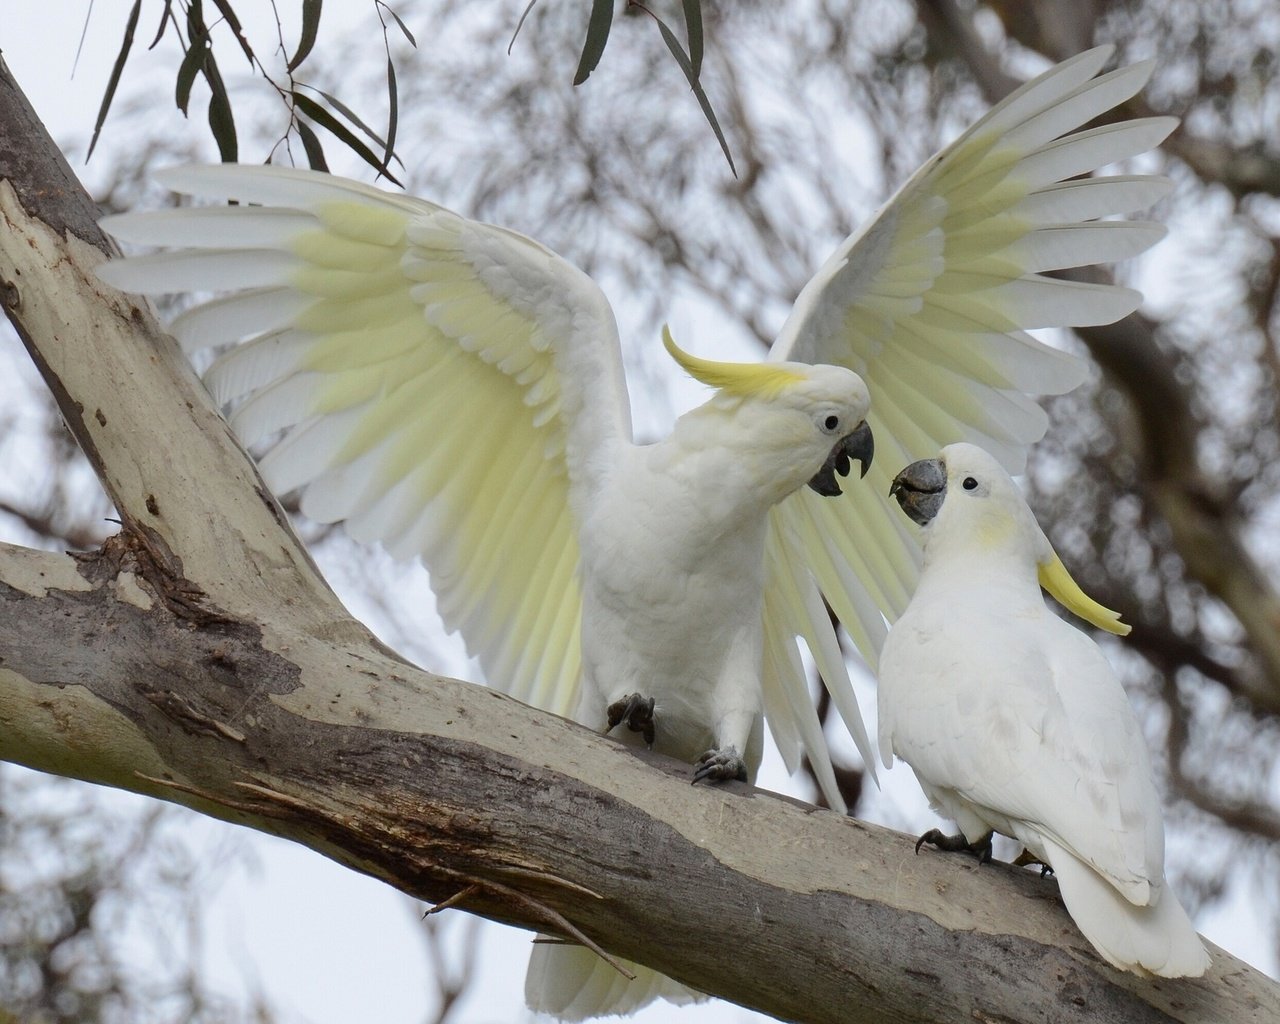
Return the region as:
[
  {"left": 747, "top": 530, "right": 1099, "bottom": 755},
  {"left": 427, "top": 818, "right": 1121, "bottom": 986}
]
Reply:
[
  {"left": 1038, "top": 552, "right": 1131, "bottom": 636},
  {"left": 662, "top": 325, "right": 804, "bottom": 399}
]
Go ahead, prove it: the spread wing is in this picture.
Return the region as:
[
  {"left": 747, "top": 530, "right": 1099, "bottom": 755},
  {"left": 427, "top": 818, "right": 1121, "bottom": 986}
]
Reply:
[
  {"left": 98, "top": 164, "right": 633, "bottom": 718},
  {"left": 761, "top": 46, "right": 1176, "bottom": 808}
]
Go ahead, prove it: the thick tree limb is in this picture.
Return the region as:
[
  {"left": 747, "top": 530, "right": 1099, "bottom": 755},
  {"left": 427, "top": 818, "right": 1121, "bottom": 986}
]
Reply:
[
  {"left": 1, "top": 53, "right": 1278, "bottom": 1024},
  {"left": 0, "top": 540, "right": 1273, "bottom": 1024}
]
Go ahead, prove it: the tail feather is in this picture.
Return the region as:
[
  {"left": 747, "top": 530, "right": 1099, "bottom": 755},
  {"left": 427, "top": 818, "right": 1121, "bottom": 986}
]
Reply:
[
  {"left": 1044, "top": 839, "right": 1210, "bottom": 978},
  {"left": 525, "top": 939, "right": 707, "bottom": 1020}
]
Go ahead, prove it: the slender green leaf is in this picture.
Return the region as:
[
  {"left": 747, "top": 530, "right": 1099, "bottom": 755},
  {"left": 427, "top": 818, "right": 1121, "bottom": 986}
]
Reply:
[
  {"left": 184, "top": 0, "right": 205, "bottom": 40},
  {"left": 208, "top": 90, "right": 238, "bottom": 162},
  {"left": 292, "top": 92, "right": 402, "bottom": 186},
  {"left": 296, "top": 119, "right": 329, "bottom": 173},
  {"left": 147, "top": 0, "right": 175, "bottom": 49},
  {"left": 88, "top": 0, "right": 142, "bottom": 160},
  {"left": 383, "top": 57, "right": 399, "bottom": 173},
  {"left": 208, "top": 0, "right": 256, "bottom": 65},
  {"left": 381, "top": 3, "right": 417, "bottom": 47},
  {"left": 682, "top": 0, "right": 703, "bottom": 77},
  {"left": 201, "top": 48, "right": 238, "bottom": 162},
  {"left": 573, "top": 0, "right": 614, "bottom": 86},
  {"left": 294, "top": 83, "right": 384, "bottom": 149},
  {"left": 653, "top": 16, "right": 735, "bottom": 175},
  {"left": 174, "top": 27, "right": 210, "bottom": 115},
  {"left": 288, "top": 0, "right": 323, "bottom": 72},
  {"left": 183, "top": 0, "right": 209, "bottom": 71},
  {"left": 294, "top": 82, "right": 394, "bottom": 158}
]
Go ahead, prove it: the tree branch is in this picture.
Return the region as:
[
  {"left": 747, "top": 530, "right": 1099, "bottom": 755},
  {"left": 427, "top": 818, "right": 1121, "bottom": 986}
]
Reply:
[
  {"left": 0, "top": 541, "right": 1272, "bottom": 1024},
  {"left": 1077, "top": 310, "right": 1280, "bottom": 717},
  {"left": 1, "top": 50, "right": 1277, "bottom": 1024}
]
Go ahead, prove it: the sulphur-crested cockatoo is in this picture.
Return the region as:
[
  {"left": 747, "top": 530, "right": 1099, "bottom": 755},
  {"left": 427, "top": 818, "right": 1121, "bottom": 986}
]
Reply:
[
  {"left": 97, "top": 44, "right": 1175, "bottom": 1018},
  {"left": 881, "top": 443, "right": 1210, "bottom": 978}
]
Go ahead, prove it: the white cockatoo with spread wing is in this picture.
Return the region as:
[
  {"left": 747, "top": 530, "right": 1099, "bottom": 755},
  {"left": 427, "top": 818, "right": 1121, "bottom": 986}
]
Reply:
[
  {"left": 881, "top": 443, "right": 1209, "bottom": 978},
  {"left": 97, "top": 45, "right": 1176, "bottom": 1018}
]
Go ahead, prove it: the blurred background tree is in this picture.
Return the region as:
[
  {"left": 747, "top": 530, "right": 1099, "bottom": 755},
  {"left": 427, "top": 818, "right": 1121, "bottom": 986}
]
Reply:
[{"left": 2, "top": 0, "right": 1277, "bottom": 1020}]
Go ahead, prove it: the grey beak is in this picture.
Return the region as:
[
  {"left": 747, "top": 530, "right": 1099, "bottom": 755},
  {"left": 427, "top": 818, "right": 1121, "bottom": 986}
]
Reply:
[
  {"left": 808, "top": 420, "right": 874, "bottom": 497},
  {"left": 890, "top": 458, "right": 946, "bottom": 525}
]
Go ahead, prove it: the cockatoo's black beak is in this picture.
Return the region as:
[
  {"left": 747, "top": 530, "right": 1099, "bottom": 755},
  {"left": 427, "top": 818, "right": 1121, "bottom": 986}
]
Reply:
[
  {"left": 808, "top": 420, "right": 874, "bottom": 497},
  {"left": 890, "top": 458, "right": 946, "bottom": 525}
]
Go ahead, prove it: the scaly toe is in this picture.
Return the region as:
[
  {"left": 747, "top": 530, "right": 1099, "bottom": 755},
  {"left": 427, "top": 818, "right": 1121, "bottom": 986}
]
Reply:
[
  {"left": 691, "top": 747, "right": 748, "bottom": 786},
  {"left": 605, "top": 693, "right": 656, "bottom": 747},
  {"left": 915, "top": 828, "right": 993, "bottom": 863}
]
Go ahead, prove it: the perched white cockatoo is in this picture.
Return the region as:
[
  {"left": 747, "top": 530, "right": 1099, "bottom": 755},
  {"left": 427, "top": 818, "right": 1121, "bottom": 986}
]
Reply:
[
  {"left": 97, "top": 45, "right": 1176, "bottom": 1018},
  {"left": 881, "top": 442, "right": 1210, "bottom": 978}
]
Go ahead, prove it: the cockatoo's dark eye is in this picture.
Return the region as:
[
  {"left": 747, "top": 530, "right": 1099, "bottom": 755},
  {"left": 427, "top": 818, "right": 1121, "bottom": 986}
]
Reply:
[
  {"left": 824, "top": 415, "right": 840, "bottom": 431},
  {"left": 962, "top": 477, "right": 978, "bottom": 490}
]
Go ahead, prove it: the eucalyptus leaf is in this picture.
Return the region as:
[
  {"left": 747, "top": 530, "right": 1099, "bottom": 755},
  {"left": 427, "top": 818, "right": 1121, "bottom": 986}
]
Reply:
[
  {"left": 203, "top": 50, "right": 239, "bottom": 162},
  {"left": 292, "top": 92, "right": 402, "bottom": 185},
  {"left": 383, "top": 57, "right": 399, "bottom": 173},
  {"left": 209, "top": 0, "right": 255, "bottom": 65},
  {"left": 682, "top": 0, "right": 703, "bottom": 77},
  {"left": 288, "top": 0, "right": 324, "bottom": 73},
  {"left": 383, "top": 3, "right": 417, "bottom": 47},
  {"left": 574, "top": 0, "right": 614, "bottom": 86},
  {"left": 296, "top": 119, "right": 330, "bottom": 172},
  {"left": 174, "top": 27, "right": 210, "bottom": 116},
  {"left": 653, "top": 15, "right": 735, "bottom": 175},
  {"left": 88, "top": 0, "right": 142, "bottom": 160}
]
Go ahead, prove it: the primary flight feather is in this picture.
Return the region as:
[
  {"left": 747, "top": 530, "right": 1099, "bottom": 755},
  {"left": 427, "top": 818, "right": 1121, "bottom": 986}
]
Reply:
[
  {"left": 882, "top": 443, "right": 1209, "bottom": 978},
  {"left": 97, "top": 45, "right": 1175, "bottom": 1017}
]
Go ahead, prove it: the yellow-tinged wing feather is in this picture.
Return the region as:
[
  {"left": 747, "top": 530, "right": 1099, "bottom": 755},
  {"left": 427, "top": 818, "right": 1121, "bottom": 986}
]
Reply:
[
  {"left": 761, "top": 47, "right": 1173, "bottom": 786},
  {"left": 98, "top": 164, "right": 633, "bottom": 718}
]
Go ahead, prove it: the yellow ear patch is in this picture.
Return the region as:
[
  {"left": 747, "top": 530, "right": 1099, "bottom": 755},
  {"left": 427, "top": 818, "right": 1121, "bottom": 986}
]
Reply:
[
  {"left": 662, "top": 325, "right": 804, "bottom": 399},
  {"left": 1038, "top": 553, "right": 1131, "bottom": 636}
]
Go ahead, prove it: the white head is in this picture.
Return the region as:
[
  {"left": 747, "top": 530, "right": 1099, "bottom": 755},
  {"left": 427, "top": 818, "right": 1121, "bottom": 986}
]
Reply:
[
  {"left": 890, "top": 442, "right": 1130, "bottom": 635},
  {"left": 663, "top": 327, "right": 873, "bottom": 502}
]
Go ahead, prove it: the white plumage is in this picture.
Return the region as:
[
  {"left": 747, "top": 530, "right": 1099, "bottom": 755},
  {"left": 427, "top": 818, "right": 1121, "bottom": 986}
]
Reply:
[
  {"left": 880, "top": 443, "right": 1209, "bottom": 978},
  {"left": 96, "top": 45, "right": 1176, "bottom": 1017}
]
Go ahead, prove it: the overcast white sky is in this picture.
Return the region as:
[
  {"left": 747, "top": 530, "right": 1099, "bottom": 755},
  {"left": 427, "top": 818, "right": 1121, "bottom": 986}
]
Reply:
[{"left": 1, "top": 3, "right": 1276, "bottom": 1023}]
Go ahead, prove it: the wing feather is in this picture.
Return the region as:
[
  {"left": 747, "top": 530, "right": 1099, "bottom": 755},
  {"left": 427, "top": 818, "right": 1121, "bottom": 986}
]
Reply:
[
  {"left": 764, "top": 47, "right": 1173, "bottom": 785},
  {"left": 760, "top": 529, "right": 844, "bottom": 806},
  {"left": 100, "top": 164, "right": 632, "bottom": 722}
]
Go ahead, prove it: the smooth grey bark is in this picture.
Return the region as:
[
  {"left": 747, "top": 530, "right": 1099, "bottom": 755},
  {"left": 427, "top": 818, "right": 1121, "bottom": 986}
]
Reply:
[{"left": 1, "top": 55, "right": 1277, "bottom": 1024}]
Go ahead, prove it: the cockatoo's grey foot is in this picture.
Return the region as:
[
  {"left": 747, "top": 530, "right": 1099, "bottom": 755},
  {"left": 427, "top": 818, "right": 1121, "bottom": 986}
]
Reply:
[
  {"left": 1011, "top": 848, "right": 1055, "bottom": 877},
  {"left": 605, "top": 693, "right": 656, "bottom": 748},
  {"left": 914, "top": 828, "right": 993, "bottom": 864},
  {"left": 691, "top": 746, "right": 749, "bottom": 785}
]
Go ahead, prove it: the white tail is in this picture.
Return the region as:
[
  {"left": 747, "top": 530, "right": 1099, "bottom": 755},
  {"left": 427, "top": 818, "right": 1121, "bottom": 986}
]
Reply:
[
  {"left": 524, "top": 940, "right": 707, "bottom": 1020},
  {"left": 1044, "top": 838, "right": 1210, "bottom": 978}
]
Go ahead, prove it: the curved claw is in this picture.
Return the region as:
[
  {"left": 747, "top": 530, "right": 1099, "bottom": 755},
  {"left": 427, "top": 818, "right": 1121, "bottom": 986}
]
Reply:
[
  {"left": 1011, "top": 848, "right": 1055, "bottom": 877},
  {"left": 914, "top": 828, "right": 993, "bottom": 864},
  {"left": 691, "top": 746, "right": 748, "bottom": 786},
  {"left": 606, "top": 693, "right": 656, "bottom": 748}
]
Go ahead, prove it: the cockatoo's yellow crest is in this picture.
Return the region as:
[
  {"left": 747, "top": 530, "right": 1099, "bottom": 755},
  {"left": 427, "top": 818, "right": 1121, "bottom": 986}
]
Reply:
[
  {"left": 662, "top": 325, "right": 804, "bottom": 399},
  {"left": 1038, "top": 553, "right": 1131, "bottom": 636}
]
